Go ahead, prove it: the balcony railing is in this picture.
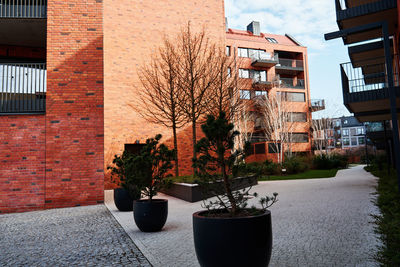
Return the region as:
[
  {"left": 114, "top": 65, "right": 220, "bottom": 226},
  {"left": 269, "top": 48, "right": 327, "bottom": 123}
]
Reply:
[
  {"left": 310, "top": 99, "right": 325, "bottom": 112},
  {"left": 0, "top": 63, "right": 46, "bottom": 113},
  {"left": 340, "top": 56, "right": 399, "bottom": 94},
  {"left": 0, "top": 0, "right": 47, "bottom": 18},
  {"left": 251, "top": 53, "right": 278, "bottom": 68},
  {"left": 279, "top": 77, "right": 305, "bottom": 89},
  {"left": 337, "top": 0, "right": 387, "bottom": 10},
  {"left": 276, "top": 58, "right": 304, "bottom": 70}
]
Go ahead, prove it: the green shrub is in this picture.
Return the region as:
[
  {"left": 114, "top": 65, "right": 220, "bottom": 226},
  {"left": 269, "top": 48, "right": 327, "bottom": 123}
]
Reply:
[
  {"left": 283, "top": 156, "right": 309, "bottom": 174},
  {"left": 233, "top": 160, "right": 280, "bottom": 177},
  {"left": 313, "top": 154, "right": 348, "bottom": 170}
]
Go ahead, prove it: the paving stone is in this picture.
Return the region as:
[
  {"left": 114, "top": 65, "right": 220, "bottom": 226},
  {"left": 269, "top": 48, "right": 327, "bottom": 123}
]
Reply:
[
  {"left": 0, "top": 205, "right": 152, "bottom": 267},
  {"left": 105, "top": 165, "right": 381, "bottom": 267}
]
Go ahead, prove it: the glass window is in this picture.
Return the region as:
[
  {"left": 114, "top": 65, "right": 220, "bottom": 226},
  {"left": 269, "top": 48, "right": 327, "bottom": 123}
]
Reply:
[
  {"left": 351, "top": 138, "right": 357, "bottom": 146},
  {"left": 266, "top": 37, "right": 278, "bottom": 43},
  {"left": 250, "top": 70, "right": 267, "bottom": 82},
  {"left": 268, "top": 143, "right": 281, "bottom": 153},
  {"left": 278, "top": 92, "right": 305, "bottom": 102},
  {"left": 239, "top": 69, "right": 249, "bottom": 78},
  {"left": 227, "top": 67, "right": 231, "bottom": 78},
  {"left": 335, "top": 120, "right": 341, "bottom": 127},
  {"left": 238, "top": 48, "right": 248, "bottom": 57},
  {"left": 343, "top": 137, "right": 350, "bottom": 146},
  {"left": 287, "top": 112, "right": 307, "bottom": 122},
  {"left": 291, "top": 133, "right": 309, "bottom": 143},
  {"left": 240, "top": 90, "right": 250, "bottom": 99},
  {"left": 226, "top": 46, "right": 231, "bottom": 56},
  {"left": 356, "top": 127, "right": 364, "bottom": 135},
  {"left": 350, "top": 128, "right": 356, "bottom": 136},
  {"left": 255, "top": 91, "right": 267, "bottom": 96},
  {"left": 358, "top": 137, "right": 365, "bottom": 145},
  {"left": 342, "top": 129, "right": 349, "bottom": 136}
]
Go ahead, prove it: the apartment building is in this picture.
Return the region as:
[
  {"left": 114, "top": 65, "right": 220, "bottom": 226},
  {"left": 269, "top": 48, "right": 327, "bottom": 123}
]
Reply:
[
  {"left": 325, "top": 0, "right": 400, "bottom": 188},
  {"left": 313, "top": 116, "right": 366, "bottom": 151},
  {"left": 226, "top": 21, "right": 324, "bottom": 162}
]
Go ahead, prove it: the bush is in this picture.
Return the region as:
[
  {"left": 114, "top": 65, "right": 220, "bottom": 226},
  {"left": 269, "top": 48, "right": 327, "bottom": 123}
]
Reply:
[
  {"left": 233, "top": 160, "right": 280, "bottom": 177},
  {"left": 365, "top": 165, "right": 400, "bottom": 266},
  {"left": 283, "top": 156, "right": 309, "bottom": 174},
  {"left": 312, "top": 154, "right": 348, "bottom": 170}
]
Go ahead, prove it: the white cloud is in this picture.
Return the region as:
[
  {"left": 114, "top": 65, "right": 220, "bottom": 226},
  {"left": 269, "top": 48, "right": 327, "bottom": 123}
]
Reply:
[{"left": 225, "top": 0, "right": 339, "bottom": 51}]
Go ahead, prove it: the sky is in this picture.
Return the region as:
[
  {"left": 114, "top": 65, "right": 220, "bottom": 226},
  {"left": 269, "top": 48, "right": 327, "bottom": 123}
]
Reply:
[{"left": 224, "top": 0, "right": 353, "bottom": 118}]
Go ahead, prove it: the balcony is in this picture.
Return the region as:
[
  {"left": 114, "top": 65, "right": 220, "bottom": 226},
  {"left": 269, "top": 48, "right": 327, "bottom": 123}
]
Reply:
[
  {"left": 340, "top": 57, "right": 400, "bottom": 122},
  {"left": 252, "top": 76, "right": 275, "bottom": 90},
  {"left": 335, "top": 0, "right": 397, "bottom": 44},
  {"left": 279, "top": 77, "right": 305, "bottom": 89},
  {"left": 275, "top": 58, "right": 304, "bottom": 75},
  {"left": 0, "top": 0, "right": 47, "bottom": 18},
  {"left": 310, "top": 99, "right": 326, "bottom": 112},
  {"left": 0, "top": 62, "right": 46, "bottom": 114},
  {"left": 251, "top": 52, "right": 278, "bottom": 68}
]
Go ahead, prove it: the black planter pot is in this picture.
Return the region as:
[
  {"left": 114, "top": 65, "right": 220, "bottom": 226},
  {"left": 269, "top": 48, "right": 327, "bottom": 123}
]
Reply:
[
  {"left": 114, "top": 188, "right": 140, "bottom": 211},
  {"left": 193, "top": 210, "right": 272, "bottom": 267},
  {"left": 133, "top": 199, "right": 168, "bottom": 232}
]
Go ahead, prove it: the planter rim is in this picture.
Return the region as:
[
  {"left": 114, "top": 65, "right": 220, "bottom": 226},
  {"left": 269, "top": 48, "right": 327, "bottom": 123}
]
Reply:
[
  {"left": 134, "top": 199, "right": 168, "bottom": 203},
  {"left": 193, "top": 209, "right": 270, "bottom": 220},
  {"left": 173, "top": 175, "right": 258, "bottom": 187}
]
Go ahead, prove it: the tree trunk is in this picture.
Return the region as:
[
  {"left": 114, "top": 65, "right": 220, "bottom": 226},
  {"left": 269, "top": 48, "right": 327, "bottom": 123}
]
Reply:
[{"left": 172, "top": 123, "right": 179, "bottom": 177}]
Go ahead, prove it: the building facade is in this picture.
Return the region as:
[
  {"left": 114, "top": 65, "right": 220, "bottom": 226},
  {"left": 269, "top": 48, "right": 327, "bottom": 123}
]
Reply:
[{"left": 226, "top": 21, "right": 322, "bottom": 162}]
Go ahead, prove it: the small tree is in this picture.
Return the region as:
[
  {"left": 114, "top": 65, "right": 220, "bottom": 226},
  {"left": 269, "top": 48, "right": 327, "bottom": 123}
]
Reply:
[
  {"left": 136, "top": 38, "right": 186, "bottom": 177},
  {"left": 255, "top": 94, "right": 294, "bottom": 164},
  {"left": 193, "top": 112, "right": 277, "bottom": 216},
  {"left": 109, "top": 134, "right": 174, "bottom": 201},
  {"left": 312, "top": 118, "right": 333, "bottom": 154}
]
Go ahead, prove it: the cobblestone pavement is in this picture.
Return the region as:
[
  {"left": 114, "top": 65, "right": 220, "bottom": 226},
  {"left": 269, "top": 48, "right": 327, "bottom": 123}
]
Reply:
[
  {"left": 0, "top": 205, "right": 151, "bottom": 266},
  {"left": 106, "top": 165, "right": 381, "bottom": 267}
]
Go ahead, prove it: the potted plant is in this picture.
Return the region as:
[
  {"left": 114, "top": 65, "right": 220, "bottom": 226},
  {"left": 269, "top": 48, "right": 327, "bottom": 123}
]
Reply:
[
  {"left": 108, "top": 151, "right": 142, "bottom": 211},
  {"left": 129, "top": 134, "right": 175, "bottom": 232},
  {"left": 192, "top": 112, "right": 278, "bottom": 267}
]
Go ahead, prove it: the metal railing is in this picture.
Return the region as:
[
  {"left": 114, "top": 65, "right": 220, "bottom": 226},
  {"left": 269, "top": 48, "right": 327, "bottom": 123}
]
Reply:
[
  {"left": 0, "top": 0, "right": 47, "bottom": 18},
  {"left": 280, "top": 77, "right": 305, "bottom": 89},
  {"left": 0, "top": 63, "right": 46, "bottom": 113},
  {"left": 340, "top": 56, "right": 399, "bottom": 94},
  {"left": 337, "top": 0, "right": 382, "bottom": 10},
  {"left": 251, "top": 52, "right": 278, "bottom": 62},
  {"left": 277, "top": 58, "right": 304, "bottom": 69},
  {"left": 310, "top": 99, "right": 325, "bottom": 111}
]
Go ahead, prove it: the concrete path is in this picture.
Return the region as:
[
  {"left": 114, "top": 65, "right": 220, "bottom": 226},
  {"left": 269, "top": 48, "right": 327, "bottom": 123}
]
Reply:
[
  {"left": 0, "top": 205, "right": 151, "bottom": 266},
  {"left": 105, "top": 165, "right": 381, "bottom": 267}
]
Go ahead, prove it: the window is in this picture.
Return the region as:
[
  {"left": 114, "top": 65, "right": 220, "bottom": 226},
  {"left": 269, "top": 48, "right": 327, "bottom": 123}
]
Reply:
[
  {"left": 278, "top": 92, "right": 305, "bottom": 102},
  {"left": 226, "top": 46, "right": 231, "bottom": 56},
  {"left": 342, "top": 129, "right": 349, "bottom": 136},
  {"left": 250, "top": 70, "right": 267, "bottom": 82},
  {"left": 255, "top": 91, "right": 267, "bottom": 96},
  {"left": 291, "top": 133, "right": 309, "bottom": 143},
  {"left": 343, "top": 119, "right": 348, "bottom": 125},
  {"left": 356, "top": 127, "right": 364, "bottom": 135},
  {"left": 227, "top": 67, "right": 231, "bottom": 78},
  {"left": 343, "top": 137, "right": 350, "bottom": 146},
  {"left": 351, "top": 138, "right": 357, "bottom": 146},
  {"left": 255, "top": 143, "right": 266, "bottom": 154},
  {"left": 335, "top": 120, "right": 341, "bottom": 127},
  {"left": 240, "top": 90, "right": 250, "bottom": 99},
  {"left": 287, "top": 112, "right": 307, "bottom": 122},
  {"left": 358, "top": 137, "right": 365, "bottom": 145},
  {"left": 266, "top": 37, "right": 278, "bottom": 43},
  {"left": 350, "top": 128, "right": 356, "bottom": 136},
  {"left": 238, "top": 47, "right": 248, "bottom": 57},
  {"left": 239, "top": 69, "right": 250, "bottom": 78},
  {"left": 245, "top": 144, "right": 254, "bottom": 155},
  {"left": 268, "top": 143, "right": 281, "bottom": 153}
]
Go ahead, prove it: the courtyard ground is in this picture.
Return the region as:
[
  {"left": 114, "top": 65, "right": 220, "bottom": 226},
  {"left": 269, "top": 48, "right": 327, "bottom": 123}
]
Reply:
[{"left": 0, "top": 165, "right": 380, "bottom": 266}]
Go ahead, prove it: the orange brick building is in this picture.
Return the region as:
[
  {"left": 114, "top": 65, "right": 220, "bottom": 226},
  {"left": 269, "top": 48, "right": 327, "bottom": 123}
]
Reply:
[{"left": 226, "top": 21, "right": 321, "bottom": 163}]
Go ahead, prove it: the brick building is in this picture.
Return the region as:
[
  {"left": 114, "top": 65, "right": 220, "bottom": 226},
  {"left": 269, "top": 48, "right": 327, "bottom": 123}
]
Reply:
[
  {"left": 226, "top": 21, "right": 323, "bottom": 162},
  {"left": 0, "top": 1, "right": 318, "bottom": 213}
]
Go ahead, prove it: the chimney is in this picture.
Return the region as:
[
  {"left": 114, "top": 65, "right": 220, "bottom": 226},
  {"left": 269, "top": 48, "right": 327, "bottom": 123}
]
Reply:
[{"left": 247, "top": 21, "right": 260, "bottom": 35}]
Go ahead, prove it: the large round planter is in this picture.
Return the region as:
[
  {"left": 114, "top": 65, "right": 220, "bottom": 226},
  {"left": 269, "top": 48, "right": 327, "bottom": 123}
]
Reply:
[
  {"left": 193, "top": 210, "right": 272, "bottom": 267},
  {"left": 133, "top": 199, "right": 168, "bottom": 232}
]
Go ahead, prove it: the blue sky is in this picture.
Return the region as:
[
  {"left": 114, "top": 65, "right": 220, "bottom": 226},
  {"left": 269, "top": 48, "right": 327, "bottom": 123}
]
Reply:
[{"left": 225, "top": 0, "right": 352, "bottom": 118}]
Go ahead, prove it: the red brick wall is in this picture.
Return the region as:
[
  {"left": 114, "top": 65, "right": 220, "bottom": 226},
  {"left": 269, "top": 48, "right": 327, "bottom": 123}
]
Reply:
[
  {"left": 103, "top": 0, "right": 226, "bottom": 187},
  {"left": 44, "top": 0, "right": 104, "bottom": 208},
  {"left": 0, "top": 115, "right": 45, "bottom": 214}
]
